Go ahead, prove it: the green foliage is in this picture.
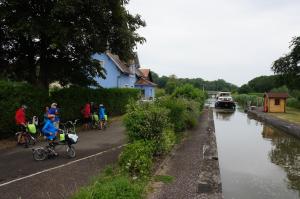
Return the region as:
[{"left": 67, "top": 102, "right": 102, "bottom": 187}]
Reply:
[
  {"left": 287, "top": 98, "right": 300, "bottom": 109},
  {"left": 72, "top": 171, "right": 145, "bottom": 199},
  {"left": 0, "top": 81, "right": 139, "bottom": 139},
  {"left": 0, "top": 0, "right": 145, "bottom": 88},
  {"left": 154, "top": 175, "right": 174, "bottom": 184},
  {"left": 124, "top": 102, "right": 171, "bottom": 142},
  {"left": 158, "top": 97, "right": 187, "bottom": 132},
  {"left": 158, "top": 96, "right": 200, "bottom": 132},
  {"left": 0, "top": 80, "right": 49, "bottom": 138},
  {"left": 155, "top": 88, "right": 166, "bottom": 98},
  {"left": 271, "top": 85, "right": 289, "bottom": 93},
  {"left": 152, "top": 73, "right": 238, "bottom": 92},
  {"left": 119, "top": 140, "right": 155, "bottom": 177},
  {"left": 272, "top": 36, "right": 300, "bottom": 90},
  {"left": 172, "top": 84, "right": 206, "bottom": 109},
  {"left": 233, "top": 94, "right": 264, "bottom": 108},
  {"left": 51, "top": 87, "right": 140, "bottom": 120},
  {"left": 238, "top": 84, "right": 253, "bottom": 94}
]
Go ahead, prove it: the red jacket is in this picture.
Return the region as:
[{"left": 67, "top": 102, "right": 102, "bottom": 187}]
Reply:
[
  {"left": 15, "top": 108, "right": 26, "bottom": 125},
  {"left": 83, "top": 104, "right": 91, "bottom": 118}
]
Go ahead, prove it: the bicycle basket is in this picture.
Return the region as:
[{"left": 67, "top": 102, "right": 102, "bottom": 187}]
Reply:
[{"left": 27, "top": 124, "right": 37, "bottom": 134}]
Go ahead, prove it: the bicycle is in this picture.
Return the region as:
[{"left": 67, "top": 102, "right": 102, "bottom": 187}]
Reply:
[
  {"left": 32, "top": 119, "right": 79, "bottom": 161},
  {"left": 15, "top": 116, "right": 40, "bottom": 148}
]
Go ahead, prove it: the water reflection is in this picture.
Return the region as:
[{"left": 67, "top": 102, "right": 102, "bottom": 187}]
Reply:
[
  {"left": 214, "top": 108, "right": 300, "bottom": 199},
  {"left": 264, "top": 126, "right": 300, "bottom": 194},
  {"left": 215, "top": 109, "right": 235, "bottom": 121}
]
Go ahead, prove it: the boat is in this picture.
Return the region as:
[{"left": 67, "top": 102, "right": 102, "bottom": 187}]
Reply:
[{"left": 215, "top": 92, "right": 236, "bottom": 110}]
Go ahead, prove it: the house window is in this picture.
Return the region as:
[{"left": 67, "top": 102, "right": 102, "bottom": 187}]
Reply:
[{"left": 275, "top": 99, "right": 280, "bottom": 106}]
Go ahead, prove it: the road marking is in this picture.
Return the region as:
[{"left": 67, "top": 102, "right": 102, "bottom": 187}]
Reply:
[{"left": 0, "top": 144, "right": 126, "bottom": 188}]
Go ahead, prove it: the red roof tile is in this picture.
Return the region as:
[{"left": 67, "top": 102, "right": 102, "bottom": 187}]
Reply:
[
  {"left": 264, "top": 92, "right": 289, "bottom": 98},
  {"left": 135, "top": 77, "right": 156, "bottom": 87}
]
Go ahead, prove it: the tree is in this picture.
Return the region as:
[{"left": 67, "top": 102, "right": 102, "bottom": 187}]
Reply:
[
  {"left": 0, "top": 0, "right": 145, "bottom": 89},
  {"left": 238, "top": 84, "right": 252, "bottom": 94},
  {"left": 272, "top": 37, "right": 300, "bottom": 90}
]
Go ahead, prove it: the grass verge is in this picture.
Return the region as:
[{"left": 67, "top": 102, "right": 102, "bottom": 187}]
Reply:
[{"left": 269, "top": 107, "right": 300, "bottom": 125}]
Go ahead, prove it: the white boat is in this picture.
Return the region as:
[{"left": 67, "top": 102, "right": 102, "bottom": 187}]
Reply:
[{"left": 215, "top": 92, "right": 236, "bottom": 109}]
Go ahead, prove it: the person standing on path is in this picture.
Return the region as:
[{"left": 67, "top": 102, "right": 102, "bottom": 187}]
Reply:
[
  {"left": 83, "top": 102, "right": 91, "bottom": 130},
  {"left": 15, "top": 105, "right": 27, "bottom": 144}
]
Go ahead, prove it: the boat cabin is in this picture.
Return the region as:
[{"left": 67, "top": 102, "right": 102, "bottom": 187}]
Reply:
[{"left": 263, "top": 92, "right": 289, "bottom": 113}]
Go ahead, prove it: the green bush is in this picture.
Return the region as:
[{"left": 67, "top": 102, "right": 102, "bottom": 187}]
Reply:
[
  {"left": 124, "top": 102, "right": 171, "bottom": 142},
  {"left": 287, "top": 98, "right": 300, "bottom": 109},
  {"left": 0, "top": 80, "right": 49, "bottom": 138},
  {"left": 158, "top": 128, "right": 176, "bottom": 153},
  {"left": 172, "top": 84, "right": 206, "bottom": 109},
  {"left": 158, "top": 97, "right": 187, "bottom": 132},
  {"left": 72, "top": 172, "right": 145, "bottom": 199},
  {"left": 233, "top": 94, "right": 263, "bottom": 108},
  {"left": 0, "top": 80, "right": 140, "bottom": 139},
  {"left": 119, "top": 140, "right": 155, "bottom": 177}
]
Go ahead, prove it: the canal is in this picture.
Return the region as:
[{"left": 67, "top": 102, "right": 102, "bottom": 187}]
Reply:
[{"left": 214, "top": 108, "right": 300, "bottom": 199}]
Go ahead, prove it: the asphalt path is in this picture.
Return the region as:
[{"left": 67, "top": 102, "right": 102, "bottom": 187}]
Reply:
[{"left": 0, "top": 119, "right": 126, "bottom": 199}]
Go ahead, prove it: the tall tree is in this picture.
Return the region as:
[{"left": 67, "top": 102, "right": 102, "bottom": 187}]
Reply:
[
  {"left": 272, "top": 37, "right": 300, "bottom": 89},
  {"left": 0, "top": 0, "right": 145, "bottom": 89}
]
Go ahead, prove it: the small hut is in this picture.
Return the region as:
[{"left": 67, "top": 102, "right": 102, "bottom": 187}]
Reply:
[{"left": 263, "top": 92, "right": 289, "bottom": 113}]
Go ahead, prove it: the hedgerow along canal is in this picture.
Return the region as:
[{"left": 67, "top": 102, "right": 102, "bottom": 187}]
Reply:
[{"left": 214, "top": 108, "right": 300, "bottom": 199}]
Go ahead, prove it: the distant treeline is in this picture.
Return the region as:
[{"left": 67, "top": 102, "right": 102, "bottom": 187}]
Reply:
[{"left": 151, "top": 72, "right": 238, "bottom": 93}]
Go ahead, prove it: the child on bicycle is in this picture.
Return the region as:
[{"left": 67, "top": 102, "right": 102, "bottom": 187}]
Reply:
[
  {"left": 99, "top": 104, "right": 107, "bottom": 130},
  {"left": 42, "top": 115, "right": 59, "bottom": 155}
]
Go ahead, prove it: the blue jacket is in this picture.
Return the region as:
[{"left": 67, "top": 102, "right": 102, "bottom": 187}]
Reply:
[
  {"left": 99, "top": 107, "right": 106, "bottom": 119},
  {"left": 42, "top": 120, "right": 58, "bottom": 140}
]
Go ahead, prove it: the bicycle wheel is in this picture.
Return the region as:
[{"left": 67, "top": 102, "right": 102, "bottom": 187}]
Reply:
[
  {"left": 66, "top": 145, "right": 76, "bottom": 158},
  {"left": 33, "top": 148, "right": 47, "bottom": 161}
]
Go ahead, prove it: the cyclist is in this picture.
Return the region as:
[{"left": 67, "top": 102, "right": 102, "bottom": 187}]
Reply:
[
  {"left": 48, "top": 103, "right": 59, "bottom": 129},
  {"left": 42, "top": 115, "right": 59, "bottom": 156},
  {"left": 99, "top": 104, "right": 107, "bottom": 130},
  {"left": 15, "top": 105, "right": 27, "bottom": 146}
]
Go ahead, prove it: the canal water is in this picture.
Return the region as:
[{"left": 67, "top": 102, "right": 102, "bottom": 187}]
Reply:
[{"left": 213, "top": 108, "right": 300, "bottom": 199}]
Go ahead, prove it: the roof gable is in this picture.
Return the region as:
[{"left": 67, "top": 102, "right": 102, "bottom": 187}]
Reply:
[
  {"left": 106, "top": 52, "right": 133, "bottom": 75},
  {"left": 264, "top": 92, "right": 289, "bottom": 98}
]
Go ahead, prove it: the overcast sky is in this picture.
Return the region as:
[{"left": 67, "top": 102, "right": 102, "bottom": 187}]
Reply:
[{"left": 127, "top": 0, "right": 300, "bottom": 86}]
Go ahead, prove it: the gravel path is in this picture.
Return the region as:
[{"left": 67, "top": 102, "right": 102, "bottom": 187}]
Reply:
[{"left": 148, "top": 109, "right": 223, "bottom": 199}]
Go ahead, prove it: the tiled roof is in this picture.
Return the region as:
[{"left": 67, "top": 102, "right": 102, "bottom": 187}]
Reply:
[
  {"left": 139, "top": 69, "right": 150, "bottom": 78},
  {"left": 135, "top": 77, "right": 157, "bottom": 87},
  {"left": 106, "top": 52, "right": 133, "bottom": 74},
  {"left": 264, "top": 92, "right": 289, "bottom": 98}
]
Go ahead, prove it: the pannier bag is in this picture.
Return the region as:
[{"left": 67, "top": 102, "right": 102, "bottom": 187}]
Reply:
[
  {"left": 93, "top": 114, "right": 99, "bottom": 122},
  {"left": 104, "top": 115, "right": 108, "bottom": 121},
  {"left": 67, "top": 134, "right": 78, "bottom": 144},
  {"left": 27, "top": 124, "right": 37, "bottom": 134},
  {"left": 59, "top": 133, "right": 65, "bottom": 141}
]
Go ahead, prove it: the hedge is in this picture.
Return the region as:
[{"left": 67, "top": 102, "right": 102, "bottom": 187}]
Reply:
[
  {"left": 51, "top": 87, "right": 140, "bottom": 121},
  {"left": 0, "top": 81, "right": 140, "bottom": 139}
]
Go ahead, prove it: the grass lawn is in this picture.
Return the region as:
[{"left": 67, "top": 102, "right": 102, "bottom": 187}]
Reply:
[{"left": 269, "top": 107, "right": 300, "bottom": 125}]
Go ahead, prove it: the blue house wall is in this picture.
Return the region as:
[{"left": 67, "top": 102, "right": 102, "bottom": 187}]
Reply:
[
  {"left": 93, "top": 53, "right": 136, "bottom": 88},
  {"left": 135, "top": 85, "right": 155, "bottom": 99}
]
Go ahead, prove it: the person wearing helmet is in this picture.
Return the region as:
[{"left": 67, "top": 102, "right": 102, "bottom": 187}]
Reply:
[
  {"left": 42, "top": 115, "right": 59, "bottom": 155},
  {"left": 48, "top": 103, "right": 60, "bottom": 129}
]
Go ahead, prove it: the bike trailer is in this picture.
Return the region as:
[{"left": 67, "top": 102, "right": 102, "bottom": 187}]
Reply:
[
  {"left": 27, "top": 124, "right": 37, "bottom": 134},
  {"left": 67, "top": 134, "right": 78, "bottom": 144}
]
